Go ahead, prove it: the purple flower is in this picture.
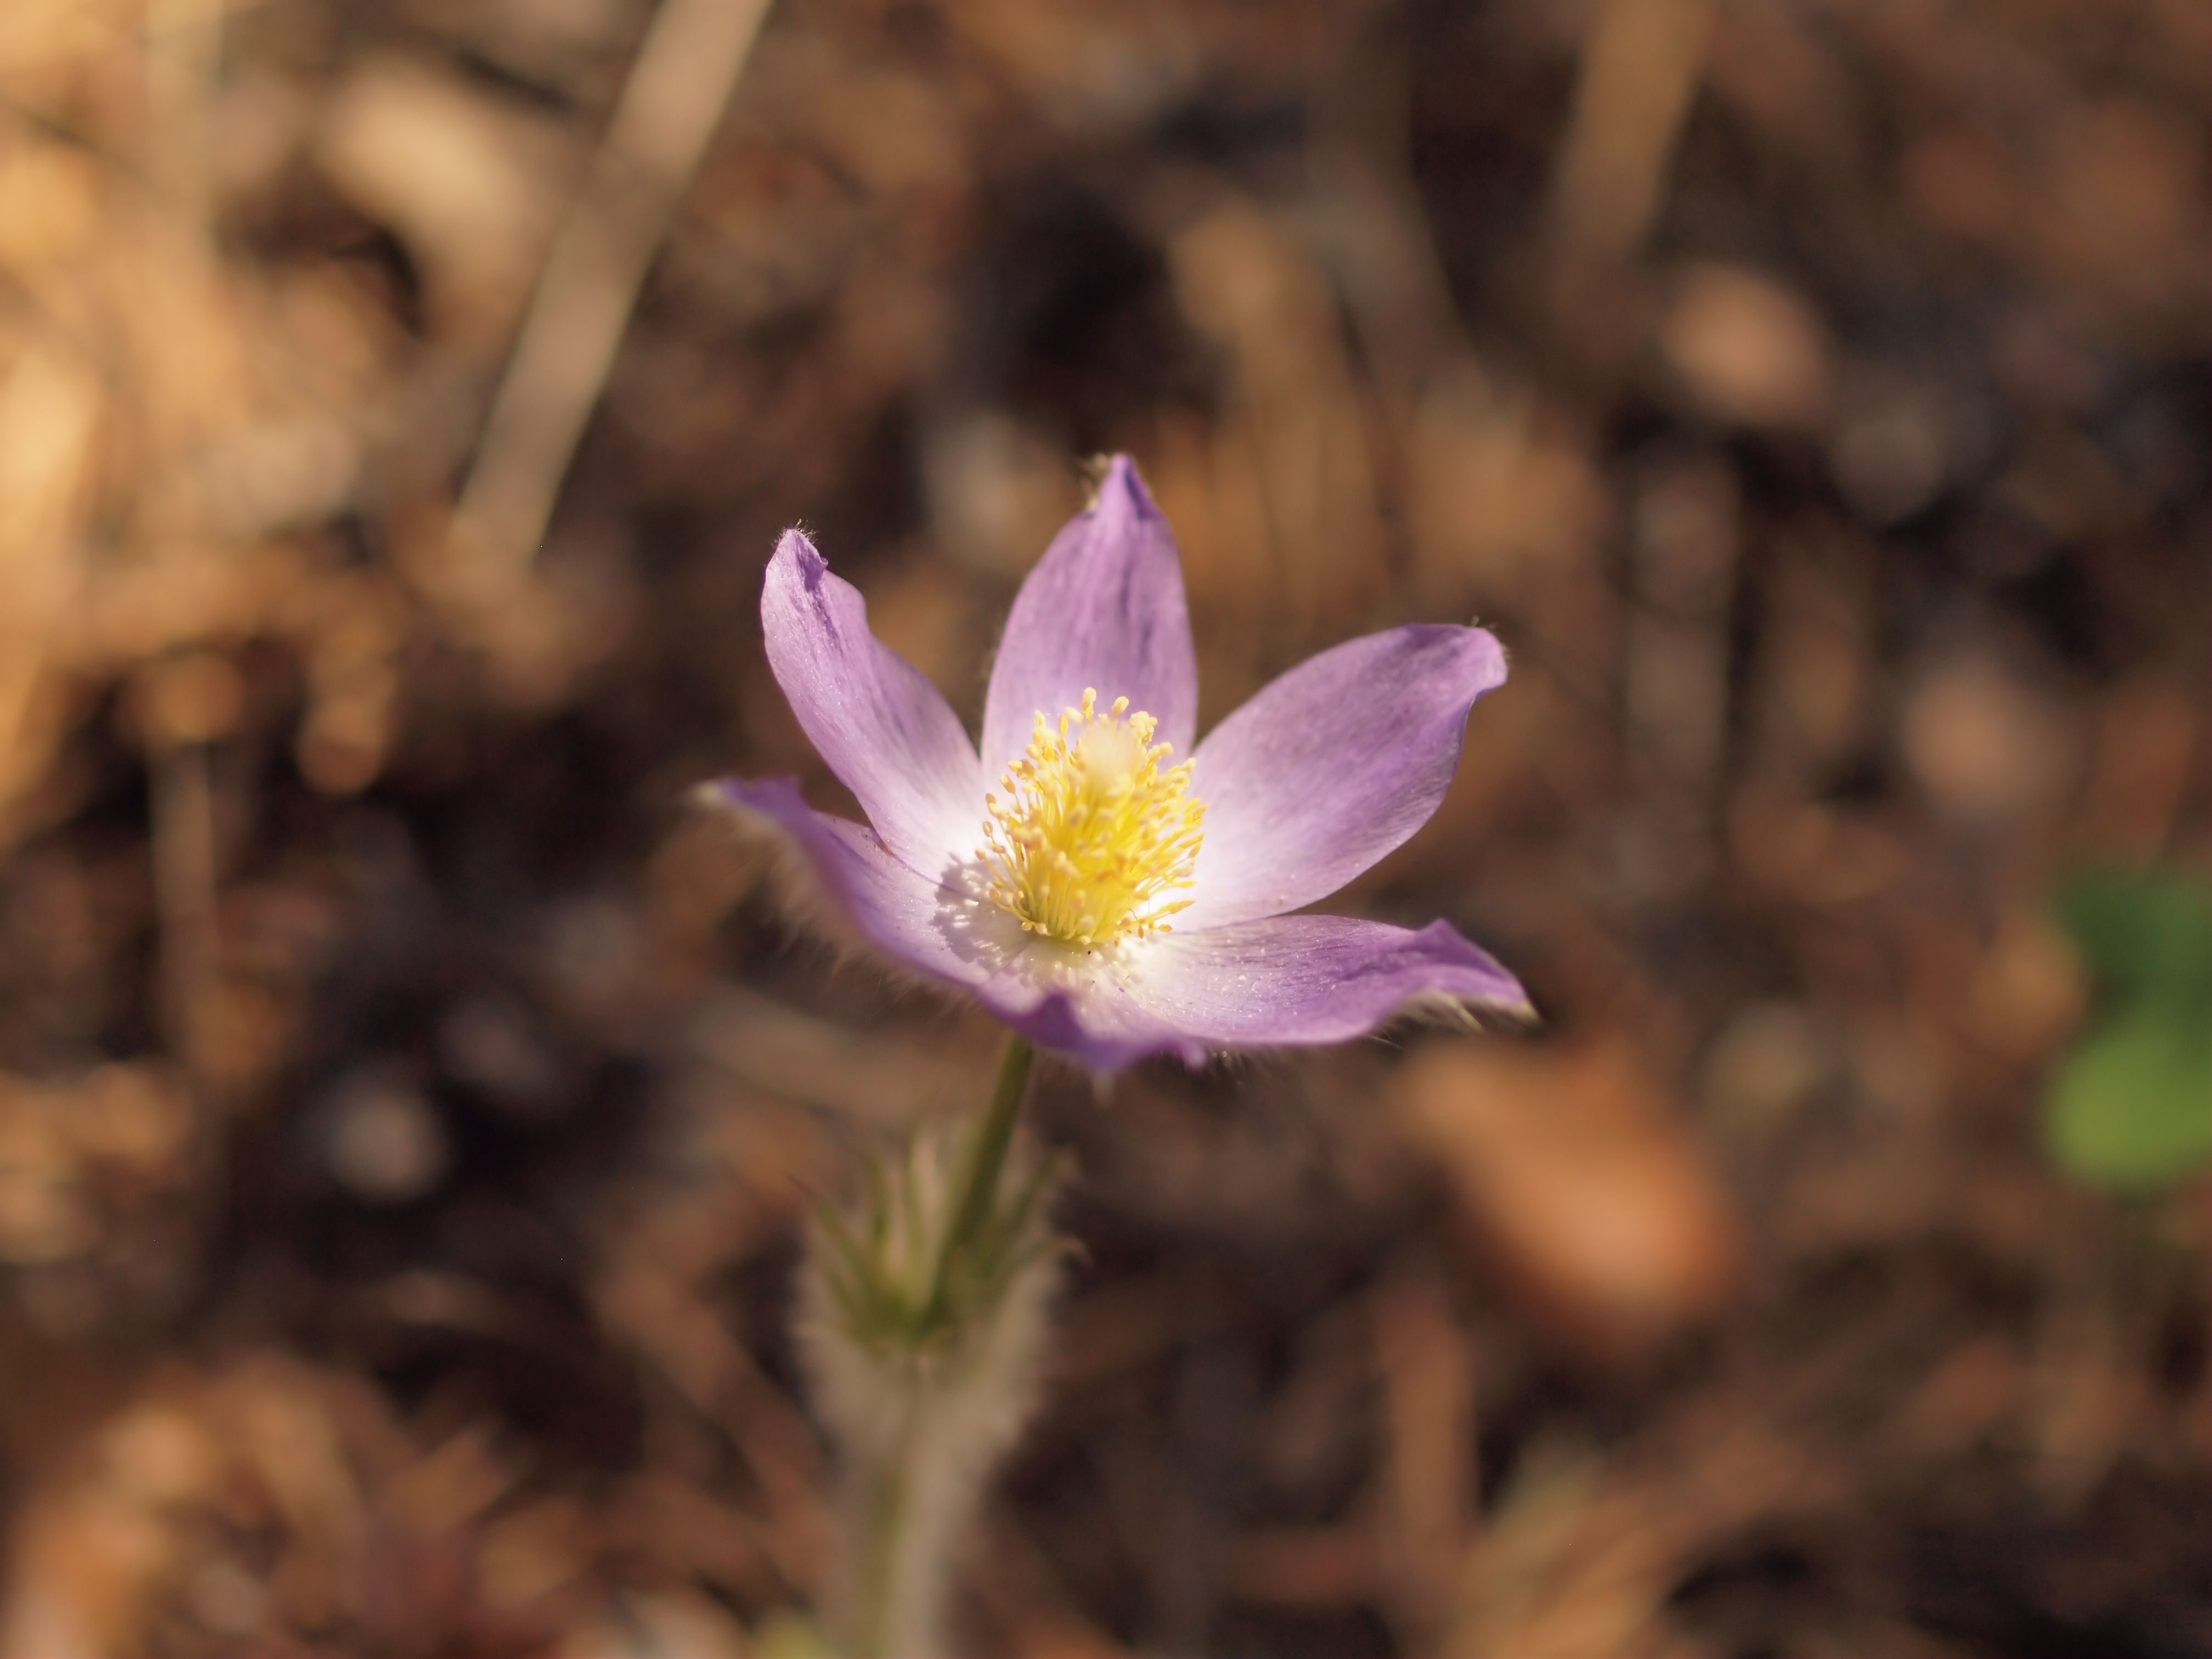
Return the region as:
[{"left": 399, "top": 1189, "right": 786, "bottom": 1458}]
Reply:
[{"left": 714, "top": 457, "right": 1528, "bottom": 1071}]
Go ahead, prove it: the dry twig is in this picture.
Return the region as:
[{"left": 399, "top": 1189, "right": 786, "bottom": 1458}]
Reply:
[{"left": 449, "top": 0, "right": 777, "bottom": 600}]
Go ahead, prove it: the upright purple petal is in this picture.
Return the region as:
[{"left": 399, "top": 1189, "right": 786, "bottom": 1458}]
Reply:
[
  {"left": 980, "top": 457, "right": 1198, "bottom": 781},
  {"left": 1179, "top": 625, "right": 1505, "bottom": 931},
  {"left": 710, "top": 777, "right": 1011, "bottom": 991},
  {"left": 761, "top": 531, "right": 984, "bottom": 878},
  {"left": 1113, "top": 914, "right": 1530, "bottom": 1049}
]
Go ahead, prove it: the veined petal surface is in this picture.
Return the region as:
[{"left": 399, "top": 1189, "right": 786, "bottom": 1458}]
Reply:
[
  {"left": 1180, "top": 625, "right": 1506, "bottom": 931},
  {"left": 761, "top": 531, "right": 983, "bottom": 877},
  {"left": 981, "top": 458, "right": 1198, "bottom": 781},
  {"left": 959, "top": 914, "right": 1526, "bottom": 1071},
  {"left": 1115, "top": 914, "right": 1528, "bottom": 1048}
]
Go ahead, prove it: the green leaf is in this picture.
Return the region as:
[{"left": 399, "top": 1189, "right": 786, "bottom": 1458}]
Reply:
[
  {"left": 2044, "top": 866, "right": 2211, "bottom": 1190},
  {"left": 2046, "top": 1003, "right": 2212, "bottom": 1188},
  {"left": 2055, "top": 868, "right": 2211, "bottom": 1011}
]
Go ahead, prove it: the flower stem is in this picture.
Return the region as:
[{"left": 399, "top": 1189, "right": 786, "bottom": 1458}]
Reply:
[
  {"left": 836, "top": 1034, "right": 1040, "bottom": 1655},
  {"left": 923, "top": 1035, "right": 1034, "bottom": 1327},
  {"left": 848, "top": 1429, "right": 912, "bottom": 1657}
]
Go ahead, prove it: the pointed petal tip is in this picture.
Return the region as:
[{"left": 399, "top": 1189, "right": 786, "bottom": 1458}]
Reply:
[
  {"left": 769, "top": 526, "right": 825, "bottom": 582},
  {"left": 1396, "top": 984, "right": 1541, "bottom": 1032},
  {"left": 983, "top": 448, "right": 1197, "bottom": 770},
  {"left": 1408, "top": 934, "right": 1536, "bottom": 1030},
  {"left": 1465, "top": 623, "right": 1510, "bottom": 695},
  {"left": 1401, "top": 620, "right": 1509, "bottom": 699},
  {"left": 1094, "top": 453, "right": 1162, "bottom": 522}
]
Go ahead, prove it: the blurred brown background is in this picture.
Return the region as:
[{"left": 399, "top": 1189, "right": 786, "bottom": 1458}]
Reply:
[{"left": 0, "top": 0, "right": 2204, "bottom": 1653}]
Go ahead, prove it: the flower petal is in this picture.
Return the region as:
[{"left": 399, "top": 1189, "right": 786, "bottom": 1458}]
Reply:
[
  {"left": 1180, "top": 625, "right": 1505, "bottom": 930},
  {"left": 972, "top": 951, "right": 1210, "bottom": 1073},
  {"left": 1115, "top": 914, "right": 1530, "bottom": 1049},
  {"left": 761, "top": 530, "right": 983, "bottom": 877},
  {"left": 959, "top": 913, "right": 1526, "bottom": 1072},
  {"left": 980, "top": 456, "right": 1198, "bottom": 781},
  {"left": 710, "top": 776, "right": 1006, "bottom": 991}
]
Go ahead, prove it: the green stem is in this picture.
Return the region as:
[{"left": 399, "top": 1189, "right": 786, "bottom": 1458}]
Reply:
[{"left": 923, "top": 1034, "right": 1034, "bottom": 1327}]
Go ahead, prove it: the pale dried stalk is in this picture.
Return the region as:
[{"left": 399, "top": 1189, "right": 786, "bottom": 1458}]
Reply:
[
  {"left": 450, "top": 0, "right": 776, "bottom": 595},
  {"left": 1547, "top": 0, "right": 1719, "bottom": 262},
  {"left": 0, "top": 343, "right": 100, "bottom": 841},
  {"left": 141, "top": 0, "right": 223, "bottom": 449},
  {"left": 145, "top": 0, "right": 217, "bottom": 228},
  {"left": 139, "top": 0, "right": 230, "bottom": 1210}
]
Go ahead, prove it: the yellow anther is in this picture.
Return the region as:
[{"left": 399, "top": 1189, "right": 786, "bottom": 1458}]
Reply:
[{"left": 978, "top": 686, "right": 1205, "bottom": 947}]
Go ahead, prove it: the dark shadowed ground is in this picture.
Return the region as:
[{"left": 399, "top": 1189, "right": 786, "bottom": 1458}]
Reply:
[{"left": 0, "top": 0, "right": 2203, "bottom": 1653}]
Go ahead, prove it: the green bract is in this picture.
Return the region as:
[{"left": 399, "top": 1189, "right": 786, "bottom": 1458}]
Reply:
[{"left": 809, "top": 1132, "right": 1063, "bottom": 1360}]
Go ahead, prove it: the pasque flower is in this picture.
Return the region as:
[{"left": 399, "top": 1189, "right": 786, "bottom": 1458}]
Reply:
[{"left": 716, "top": 457, "right": 1528, "bottom": 1071}]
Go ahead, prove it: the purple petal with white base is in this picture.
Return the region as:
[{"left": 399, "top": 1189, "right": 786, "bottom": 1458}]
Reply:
[
  {"left": 981, "top": 458, "right": 1197, "bottom": 780},
  {"left": 713, "top": 776, "right": 1000, "bottom": 993},
  {"left": 761, "top": 531, "right": 982, "bottom": 877},
  {"left": 1179, "top": 625, "right": 1506, "bottom": 931},
  {"left": 1122, "top": 915, "right": 1526, "bottom": 1049},
  {"left": 957, "top": 915, "right": 1527, "bottom": 1073}
]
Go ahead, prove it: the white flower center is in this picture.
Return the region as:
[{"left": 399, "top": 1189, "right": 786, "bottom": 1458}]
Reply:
[{"left": 978, "top": 688, "right": 1205, "bottom": 947}]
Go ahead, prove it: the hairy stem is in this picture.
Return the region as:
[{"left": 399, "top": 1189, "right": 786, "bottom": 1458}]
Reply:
[
  {"left": 836, "top": 1034, "right": 1040, "bottom": 1655},
  {"left": 847, "top": 1424, "right": 913, "bottom": 1658}
]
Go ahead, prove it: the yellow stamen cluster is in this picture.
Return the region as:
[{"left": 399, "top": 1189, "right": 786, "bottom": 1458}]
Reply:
[{"left": 978, "top": 689, "right": 1205, "bottom": 947}]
